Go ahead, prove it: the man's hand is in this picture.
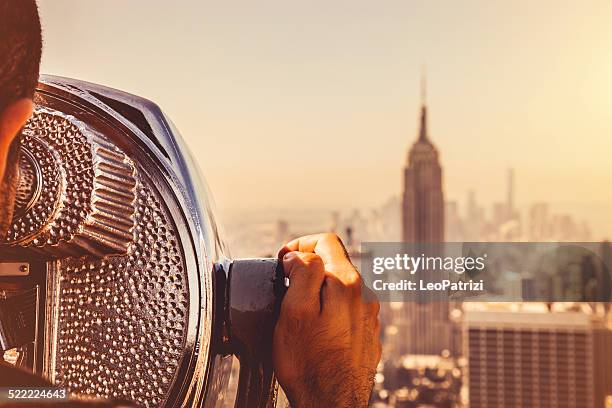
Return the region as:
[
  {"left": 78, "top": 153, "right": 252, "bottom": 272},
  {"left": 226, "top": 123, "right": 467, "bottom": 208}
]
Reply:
[{"left": 273, "top": 233, "right": 381, "bottom": 408}]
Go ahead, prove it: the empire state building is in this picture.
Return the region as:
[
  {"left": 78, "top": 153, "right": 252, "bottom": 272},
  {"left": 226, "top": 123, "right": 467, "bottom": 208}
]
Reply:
[
  {"left": 397, "top": 81, "right": 457, "bottom": 356},
  {"left": 402, "top": 87, "right": 444, "bottom": 243}
]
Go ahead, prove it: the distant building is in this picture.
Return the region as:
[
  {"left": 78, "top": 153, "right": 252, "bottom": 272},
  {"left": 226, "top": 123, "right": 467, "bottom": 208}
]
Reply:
[
  {"left": 593, "top": 325, "right": 612, "bottom": 408},
  {"left": 506, "top": 168, "right": 515, "bottom": 221},
  {"left": 465, "top": 190, "right": 485, "bottom": 241},
  {"left": 464, "top": 309, "right": 608, "bottom": 408},
  {"left": 402, "top": 84, "right": 444, "bottom": 243},
  {"left": 398, "top": 78, "right": 455, "bottom": 356},
  {"left": 445, "top": 200, "right": 464, "bottom": 242},
  {"left": 529, "top": 202, "right": 550, "bottom": 241}
]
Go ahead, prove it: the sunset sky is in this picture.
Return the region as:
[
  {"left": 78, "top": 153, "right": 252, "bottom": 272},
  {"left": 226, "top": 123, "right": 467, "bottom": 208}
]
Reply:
[{"left": 38, "top": 1, "right": 612, "bottom": 238}]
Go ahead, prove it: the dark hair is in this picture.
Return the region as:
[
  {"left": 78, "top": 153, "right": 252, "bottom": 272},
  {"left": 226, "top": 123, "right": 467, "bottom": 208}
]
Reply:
[{"left": 0, "top": 0, "right": 42, "bottom": 113}]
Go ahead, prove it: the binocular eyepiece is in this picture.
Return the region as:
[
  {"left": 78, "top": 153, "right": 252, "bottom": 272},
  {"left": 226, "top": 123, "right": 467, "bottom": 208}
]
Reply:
[{"left": 0, "top": 76, "right": 287, "bottom": 408}]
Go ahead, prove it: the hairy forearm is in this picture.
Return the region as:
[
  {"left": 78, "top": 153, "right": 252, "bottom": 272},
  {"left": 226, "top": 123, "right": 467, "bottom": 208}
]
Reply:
[{"left": 287, "top": 364, "right": 373, "bottom": 408}]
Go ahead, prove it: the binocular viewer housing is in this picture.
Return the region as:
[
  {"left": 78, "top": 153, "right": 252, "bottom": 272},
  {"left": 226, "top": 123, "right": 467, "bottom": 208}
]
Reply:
[{"left": 0, "top": 76, "right": 288, "bottom": 408}]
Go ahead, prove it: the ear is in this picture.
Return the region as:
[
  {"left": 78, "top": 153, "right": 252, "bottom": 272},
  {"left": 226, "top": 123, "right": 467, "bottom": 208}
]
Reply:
[{"left": 0, "top": 98, "right": 33, "bottom": 181}]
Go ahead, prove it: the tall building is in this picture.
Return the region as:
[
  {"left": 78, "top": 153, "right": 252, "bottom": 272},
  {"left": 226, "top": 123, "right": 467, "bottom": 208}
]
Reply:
[
  {"left": 593, "top": 324, "right": 612, "bottom": 408},
  {"left": 465, "top": 190, "right": 485, "bottom": 241},
  {"left": 445, "top": 200, "right": 464, "bottom": 241},
  {"left": 402, "top": 80, "right": 444, "bottom": 243},
  {"left": 507, "top": 167, "right": 515, "bottom": 219},
  {"left": 464, "top": 308, "right": 604, "bottom": 408},
  {"left": 529, "top": 202, "right": 551, "bottom": 241},
  {"left": 396, "top": 78, "right": 455, "bottom": 356}
]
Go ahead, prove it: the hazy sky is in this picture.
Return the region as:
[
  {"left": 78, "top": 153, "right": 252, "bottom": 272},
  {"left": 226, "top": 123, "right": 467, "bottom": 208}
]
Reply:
[{"left": 38, "top": 1, "right": 612, "bottom": 238}]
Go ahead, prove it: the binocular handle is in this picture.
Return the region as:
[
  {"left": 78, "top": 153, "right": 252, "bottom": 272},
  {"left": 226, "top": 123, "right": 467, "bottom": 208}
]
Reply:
[{"left": 226, "top": 258, "right": 288, "bottom": 408}]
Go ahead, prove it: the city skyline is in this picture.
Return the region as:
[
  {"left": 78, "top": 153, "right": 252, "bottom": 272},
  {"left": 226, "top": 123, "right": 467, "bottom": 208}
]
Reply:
[{"left": 37, "top": 1, "right": 612, "bottom": 240}]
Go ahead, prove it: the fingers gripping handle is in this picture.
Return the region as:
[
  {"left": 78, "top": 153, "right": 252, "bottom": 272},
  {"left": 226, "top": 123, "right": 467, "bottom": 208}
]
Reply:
[{"left": 227, "top": 258, "right": 287, "bottom": 408}]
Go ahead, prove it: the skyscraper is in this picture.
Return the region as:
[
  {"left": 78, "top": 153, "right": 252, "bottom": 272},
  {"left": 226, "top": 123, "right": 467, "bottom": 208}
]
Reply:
[
  {"left": 507, "top": 167, "right": 515, "bottom": 220},
  {"left": 396, "top": 78, "right": 456, "bottom": 356},
  {"left": 402, "top": 80, "right": 444, "bottom": 243}
]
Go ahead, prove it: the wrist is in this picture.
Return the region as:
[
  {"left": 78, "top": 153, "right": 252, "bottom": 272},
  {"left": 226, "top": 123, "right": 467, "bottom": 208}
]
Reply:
[{"left": 285, "top": 379, "right": 370, "bottom": 408}]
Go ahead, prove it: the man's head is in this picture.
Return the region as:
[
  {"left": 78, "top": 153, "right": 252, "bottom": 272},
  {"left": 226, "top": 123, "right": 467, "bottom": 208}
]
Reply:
[{"left": 0, "top": 0, "right": 42, "bottom": 238}]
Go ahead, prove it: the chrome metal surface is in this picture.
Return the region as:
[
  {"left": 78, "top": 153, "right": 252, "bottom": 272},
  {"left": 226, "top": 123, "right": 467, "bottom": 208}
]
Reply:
[
  {"left": 0, "top": 262, "right": 29, "bottom": 276},
  {"left": 0, "top": 77, "right": 214, "bottom": 407},
  {"left": 0, "top": 76, "right": 289, "bottom": 408},
  {"left": 52, "top": 171, "right": 189, "bottom": 406},
  {"left": 1, "top": 108, "right": 137, "bottom": 258}
]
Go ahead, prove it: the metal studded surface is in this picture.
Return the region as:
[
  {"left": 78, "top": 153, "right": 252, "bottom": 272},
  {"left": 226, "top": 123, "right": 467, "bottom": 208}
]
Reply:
[
  {"left": 54, "top": 174, "right": 190, "bottom": 407},
  {"left": 14, "top": 149, "right": 40, "bottom": 216},
  {"left": 2, "top": 108, "right": 137, "bottom": 257},
  {"left": 9, "top": 133, "right": 62, "bottom": 241},
  {"left": 7, "top": 110, "right": 92, "bottom": 245}
]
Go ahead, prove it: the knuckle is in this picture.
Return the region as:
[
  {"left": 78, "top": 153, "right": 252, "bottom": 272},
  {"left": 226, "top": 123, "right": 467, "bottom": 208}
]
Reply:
[
  {"left": 345, "top": 273, "right": 363, "bottom": 294},
  {"left": 286, "top": 252, "right": 322, "bottom": 270},
  {"left": 328, "top": 272, "right": 363, "bottom": 297},
  {"left": 301, "top": 252, "right": 323, "bottom": 264},
  {"left": 298, "top": 253, "right": 325, "bottom": 271}
]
